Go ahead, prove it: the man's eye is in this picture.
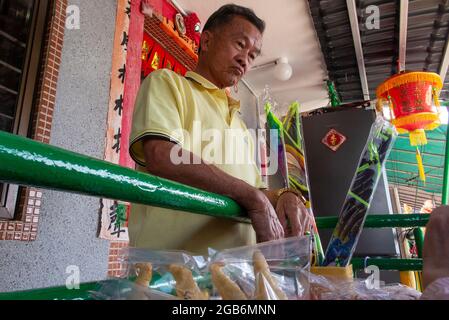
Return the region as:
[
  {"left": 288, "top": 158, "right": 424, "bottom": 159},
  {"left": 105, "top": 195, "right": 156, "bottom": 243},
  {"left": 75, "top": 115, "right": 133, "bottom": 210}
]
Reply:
[{"left": 237, "top": 41, "right": 245, "bottom": 48}]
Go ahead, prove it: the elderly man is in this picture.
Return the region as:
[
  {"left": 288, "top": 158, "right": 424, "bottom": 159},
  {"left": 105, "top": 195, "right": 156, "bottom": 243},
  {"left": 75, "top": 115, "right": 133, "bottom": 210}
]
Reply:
[{"left": 129, "top": 4, "right": 310, "bottom": 254}]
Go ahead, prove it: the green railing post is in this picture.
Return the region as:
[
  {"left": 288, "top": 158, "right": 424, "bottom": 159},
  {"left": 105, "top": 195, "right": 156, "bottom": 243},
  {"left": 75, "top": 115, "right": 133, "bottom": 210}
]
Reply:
[
  {"left": 413, "top": 227, "right": 425, "bottom": 258},
  {"left": 443, "top": 108, "right": 449, "bottom": 205}
]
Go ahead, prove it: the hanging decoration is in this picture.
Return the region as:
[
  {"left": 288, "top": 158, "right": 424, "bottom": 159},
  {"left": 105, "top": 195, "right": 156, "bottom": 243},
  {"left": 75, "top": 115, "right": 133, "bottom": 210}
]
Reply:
[
  {"left": 184, "top": 12, "right": 201, "bottom": 47},
  {"left": 376, "top": 71, "right": 443, "bottom": 182},
  {"left": 326, "top": 80, "right": 341, "bottom": 107}
]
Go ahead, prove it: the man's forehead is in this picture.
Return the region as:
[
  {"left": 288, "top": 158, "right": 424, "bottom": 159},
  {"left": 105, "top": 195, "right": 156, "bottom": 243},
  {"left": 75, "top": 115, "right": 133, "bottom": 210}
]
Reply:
[
  {"left": 228, "top": 27, "right": 263, "bottom": 49},
  {"left": 226, "top": 17, "right": 262, "bottom": 37}
]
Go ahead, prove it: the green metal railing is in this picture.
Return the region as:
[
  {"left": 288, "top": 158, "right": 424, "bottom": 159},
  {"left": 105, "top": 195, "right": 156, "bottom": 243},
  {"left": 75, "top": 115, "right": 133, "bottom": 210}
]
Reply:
[
  {"left": 0, "top": 130, "right": 243, "bottom": 221},
  {"left": 0, "top": 130, "right": 435, "bottom": 299}
]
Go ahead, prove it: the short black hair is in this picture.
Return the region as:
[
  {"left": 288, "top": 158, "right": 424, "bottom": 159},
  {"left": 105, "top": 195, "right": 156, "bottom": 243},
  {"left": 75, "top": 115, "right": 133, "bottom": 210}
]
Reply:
[{"left": 203, "top": 4, "right": 265, "bottom": 34}]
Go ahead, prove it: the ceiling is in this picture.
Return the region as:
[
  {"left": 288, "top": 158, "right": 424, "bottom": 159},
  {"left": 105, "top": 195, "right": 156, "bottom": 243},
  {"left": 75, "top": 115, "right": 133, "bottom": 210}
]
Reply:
[
  {"left": 309, "top": 0, "right": 449, "bottom": 102},
  {"left": 177, "top": 0, "right": 330, "bottom": 111}
]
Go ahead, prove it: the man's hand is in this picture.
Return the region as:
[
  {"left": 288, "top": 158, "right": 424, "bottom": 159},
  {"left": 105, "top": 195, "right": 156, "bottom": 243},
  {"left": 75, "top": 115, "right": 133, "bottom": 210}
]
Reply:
[
  {"left": 237, "top": 188, "right": 284, "bottom": 243},
  {"left": 423, "top": 206, "right": 449, "bottom": 289},
  {"left": 275, "top": 192, "right": 312, "bottom": 237}
]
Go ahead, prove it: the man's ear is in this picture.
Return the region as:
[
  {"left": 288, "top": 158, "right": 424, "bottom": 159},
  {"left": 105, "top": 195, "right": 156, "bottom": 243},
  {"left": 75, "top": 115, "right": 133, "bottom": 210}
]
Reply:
[{"left": 200, "top": 30, "right": 213, "bottom": 53}]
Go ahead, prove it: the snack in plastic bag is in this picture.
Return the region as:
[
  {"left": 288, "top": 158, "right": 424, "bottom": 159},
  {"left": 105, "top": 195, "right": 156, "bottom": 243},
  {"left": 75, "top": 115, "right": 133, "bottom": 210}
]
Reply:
[
  {"left": 306, "top": 271, "right": 421, "bottom": 300},
  {"left": 210, "top": 236, "right": 311, "bottom": 300},
  {"left": 253, "top": 250, "right": 288, "bottom": 300},
  {"left": 210, "top": 262, "right": 248, "bottom": 300},
  {"left": 307, "top": 272, "right": 338, "bottom": 300},
  {"left": 169, "top": 264, "right": 209, "bottom": 300},
  {"left": 381, "top": 283, "right": 422, "bottom": 300},
  {"left": 119, "top": 248, "right": 210, "bottom": 300}
]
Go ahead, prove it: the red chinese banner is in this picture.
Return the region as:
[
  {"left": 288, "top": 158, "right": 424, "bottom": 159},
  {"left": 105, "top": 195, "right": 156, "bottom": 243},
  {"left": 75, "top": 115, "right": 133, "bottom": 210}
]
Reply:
[
  {"left": 173, "top": 61, "right": 187, "bottom": 76},
  {"left": 141, "top": 32, "right": 189, "bottom": 77},
  {"left": 163, "top": 52, "right": 176, "bottom": 70}
]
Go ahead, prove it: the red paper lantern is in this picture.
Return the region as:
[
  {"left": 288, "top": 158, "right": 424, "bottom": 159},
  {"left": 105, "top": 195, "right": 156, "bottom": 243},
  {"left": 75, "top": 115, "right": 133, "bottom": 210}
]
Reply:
[
  {"left": 376, "top": 71, "right": 442, "bottom": 146},
  {"left": 376, "top": 71, "right": 443, "bottom": 182}
]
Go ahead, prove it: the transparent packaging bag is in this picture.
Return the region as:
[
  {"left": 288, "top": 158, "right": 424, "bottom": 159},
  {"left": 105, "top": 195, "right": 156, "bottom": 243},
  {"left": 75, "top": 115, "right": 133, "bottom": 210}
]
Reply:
[
  {"left": 306, "top": 271, "right": 421, "bottom": 300},
  {"left": 209, "top": 236, "right": 312, "bottom": 300},
  {"left": 116, "top": 248, "right": 210, "bottom": 300}
]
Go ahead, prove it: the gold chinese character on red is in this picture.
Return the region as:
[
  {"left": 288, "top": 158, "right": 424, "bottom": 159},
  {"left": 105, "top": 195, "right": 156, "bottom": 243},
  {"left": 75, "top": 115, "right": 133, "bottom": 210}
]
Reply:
[{"left": 322, "top": 129, "right": 347, "bottom": 152}]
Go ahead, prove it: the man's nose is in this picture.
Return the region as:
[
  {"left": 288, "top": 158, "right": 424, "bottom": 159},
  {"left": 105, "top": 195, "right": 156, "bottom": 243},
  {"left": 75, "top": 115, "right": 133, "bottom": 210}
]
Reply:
[{"left": 236, "top": 55, "right": 248, "bottom": 71}]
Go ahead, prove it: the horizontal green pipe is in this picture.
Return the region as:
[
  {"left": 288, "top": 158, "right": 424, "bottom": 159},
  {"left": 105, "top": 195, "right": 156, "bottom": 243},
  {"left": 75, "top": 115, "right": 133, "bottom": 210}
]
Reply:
[
  {"left": 316, "top": 214, "right": 429, "bottom": 229},
  {"left": 0, "top": 282, "right": 99, "bottom": 300},
  {"left": 0, "top": 130, "right": 245, "bottom": 221},
  {"left": 351, "top": 258, "right": 423, "bottom": 271},
  {"left": 0, "top": 131, "right": 431, "bottom": 228}
]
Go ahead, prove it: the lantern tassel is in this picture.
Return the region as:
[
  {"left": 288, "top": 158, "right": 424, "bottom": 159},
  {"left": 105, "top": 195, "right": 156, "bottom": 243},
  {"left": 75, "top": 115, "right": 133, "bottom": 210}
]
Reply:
[
  {"left": 409, "top": 129, "right": 428, "bottom": 146},
  {"left": 416, "top": 148, "right": 426, "bottom": 183}
]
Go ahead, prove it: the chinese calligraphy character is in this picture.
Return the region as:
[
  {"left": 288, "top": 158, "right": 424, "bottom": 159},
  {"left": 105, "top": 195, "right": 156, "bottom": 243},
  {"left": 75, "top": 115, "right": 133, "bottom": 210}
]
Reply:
[
  {"left": 118, "top": 64, "right": 126, "bottom": 83},
  {"left": 112, "top": 128, "right": 121, "bottom": 153},
  {"left": 108, "top": 202, "right": 126, "bottom": 237},
  {"left": 114, "top": 94, "right": 123, "bottom": 116},
  {"left": 125, "top": 0, "right": 131, "bottom": 18},
  {"left": 121, "top": 31, "right": 128, "bottom": 51}
]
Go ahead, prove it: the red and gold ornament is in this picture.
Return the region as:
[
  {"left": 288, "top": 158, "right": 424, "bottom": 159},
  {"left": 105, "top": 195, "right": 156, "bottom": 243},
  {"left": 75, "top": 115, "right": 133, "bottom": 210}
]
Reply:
[{"left": 376, "top": 71, "right": 443, "bottom": 181}]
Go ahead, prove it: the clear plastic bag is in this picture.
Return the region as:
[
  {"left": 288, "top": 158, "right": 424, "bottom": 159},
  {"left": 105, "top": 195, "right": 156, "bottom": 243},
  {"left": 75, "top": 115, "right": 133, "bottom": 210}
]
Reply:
[
  {"left": 209, "top": 236, "right": 312, "bottom": 300},
  {"left": 118, "top": 248, "right": 210, "bottom": 300},
  {"left": 306, "top": 271, "right": 421, "bottom": 300},
  {"left": 323, "top": 117, "right": 397, "bottom": 266}
]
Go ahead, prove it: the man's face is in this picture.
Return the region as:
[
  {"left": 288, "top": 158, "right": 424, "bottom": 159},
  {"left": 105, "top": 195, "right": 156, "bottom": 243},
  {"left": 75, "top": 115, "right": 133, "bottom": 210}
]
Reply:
[{"left": 200, "top": 15, "right": 263, "bottom": 88}]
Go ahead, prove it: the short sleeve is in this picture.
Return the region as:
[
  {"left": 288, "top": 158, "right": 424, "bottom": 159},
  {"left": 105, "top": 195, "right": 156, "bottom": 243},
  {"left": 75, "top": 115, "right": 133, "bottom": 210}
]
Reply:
[{"left": 129, "top": 69, "right": 185, "bottom": 167}]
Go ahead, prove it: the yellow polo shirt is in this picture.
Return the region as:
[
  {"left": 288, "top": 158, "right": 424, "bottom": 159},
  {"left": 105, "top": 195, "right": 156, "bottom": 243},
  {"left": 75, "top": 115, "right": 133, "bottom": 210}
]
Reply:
[{"left": 128, "top": 69, "right": 264, "bottom": 255}]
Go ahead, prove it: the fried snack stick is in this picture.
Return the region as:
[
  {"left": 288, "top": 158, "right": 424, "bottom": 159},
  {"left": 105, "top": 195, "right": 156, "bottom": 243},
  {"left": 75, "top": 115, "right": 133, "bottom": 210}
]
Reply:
[
  {"left": 135, "top": 263, "right": 153, "bottom": 287},
  {"left": 210, "top": 263, "right": 247, "bottom": 300},
  {"left": 253, "top": 250, "right": 288, "bottom": 300},
  {"left": 169, "top": 264, "right": 209, "bottom": 300},
  {"left": 128, "top": 263, "right": 153, "bottom": 300}
]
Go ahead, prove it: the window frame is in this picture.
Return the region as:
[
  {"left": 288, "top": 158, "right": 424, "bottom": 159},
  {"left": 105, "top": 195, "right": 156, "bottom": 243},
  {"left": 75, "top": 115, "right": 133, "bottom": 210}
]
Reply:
[{"left": 0, "top": 0, "right": 49, "bottom": 220}]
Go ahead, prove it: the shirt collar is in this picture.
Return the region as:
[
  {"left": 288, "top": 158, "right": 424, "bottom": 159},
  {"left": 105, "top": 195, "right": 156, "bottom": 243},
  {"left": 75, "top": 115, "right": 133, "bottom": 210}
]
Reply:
[
  {"left": 185, "top": 71, "right": 241, "bottom": 110},
  {"left": 185, "top": 71, "right": 219, "bottom": 90}
]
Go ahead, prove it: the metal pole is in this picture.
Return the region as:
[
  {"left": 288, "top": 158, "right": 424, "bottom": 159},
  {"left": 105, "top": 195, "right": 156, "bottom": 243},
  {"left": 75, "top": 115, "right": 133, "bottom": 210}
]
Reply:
[
  {"left": 346, "top": 0, "right": 370, "bottom": 100},
  {"left": 442, "top": 109, "right": 449, "bottom": 205},
  {"left": 0, "top": 130, "right": 244, "bottom": 221},
  {"left": 316, "top": 213, "right": 429, "bottom": 229},
  {"left": 351, "top": 257, "right": 422, "bottom": 271}
]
